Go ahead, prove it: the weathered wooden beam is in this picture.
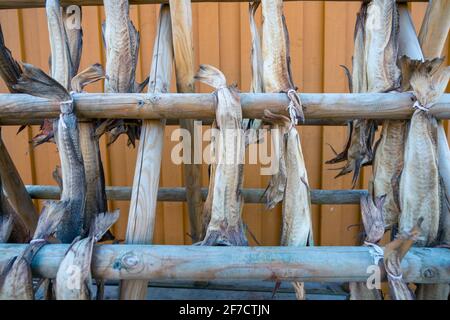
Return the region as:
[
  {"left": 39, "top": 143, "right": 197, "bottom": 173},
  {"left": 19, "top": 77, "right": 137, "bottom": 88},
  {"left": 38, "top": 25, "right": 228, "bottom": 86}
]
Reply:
[
  {"left": 1, "top": 92, "right": 450, "bottom": 120},
  {"left": 0, "top": 0, "right": 425, "bottom": 10},
  {"left": 25, "top": 184, "right": 366, "bottom": 204},
  {"left": 0, "top": 244, "right": 447, "bottom": 283}
]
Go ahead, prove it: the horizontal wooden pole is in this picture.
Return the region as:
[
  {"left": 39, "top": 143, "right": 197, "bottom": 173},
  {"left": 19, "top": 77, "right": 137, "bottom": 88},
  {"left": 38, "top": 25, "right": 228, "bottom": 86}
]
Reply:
[
  {"left": 0, "top": 0, "right": 424, "bottom": 10},
  {"left": 25, "top": 185, "right": 366, "bottom": 204},
  {"left": 0, "top": 244, "right": 447, "bottom": 283},
  {"left": 1, "top": 92, "right": 449, "bottom": 121},
  {"left": 0, "top": 119, "right": 348, "bottom": 126}
]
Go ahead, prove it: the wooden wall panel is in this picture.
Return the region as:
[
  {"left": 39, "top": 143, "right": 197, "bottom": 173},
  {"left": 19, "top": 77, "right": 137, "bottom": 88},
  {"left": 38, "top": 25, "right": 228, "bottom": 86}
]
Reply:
[{"left": 0, "top": 2, "right": 439, "bottom": 247}]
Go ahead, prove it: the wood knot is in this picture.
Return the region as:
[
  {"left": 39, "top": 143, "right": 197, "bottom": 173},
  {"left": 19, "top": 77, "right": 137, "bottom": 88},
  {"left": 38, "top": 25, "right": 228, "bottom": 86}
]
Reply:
[
  {"left": 422, "top": 267, "right": 437, "bottom": 279},
  {"left": 113, "top": 251, "right": 143, "bottom": 273}
]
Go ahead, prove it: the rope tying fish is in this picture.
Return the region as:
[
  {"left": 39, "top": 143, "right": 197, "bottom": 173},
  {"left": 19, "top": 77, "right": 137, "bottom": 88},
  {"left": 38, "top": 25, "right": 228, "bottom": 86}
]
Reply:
[
  {"left": 412, "top": 100, "right": 429, "bottom": 112},
  {"left": 286, "top": 89, "right": 303, "bottom": 126},
  {"left": 365, "top": 241, "right": 384, "bottom": 265}
]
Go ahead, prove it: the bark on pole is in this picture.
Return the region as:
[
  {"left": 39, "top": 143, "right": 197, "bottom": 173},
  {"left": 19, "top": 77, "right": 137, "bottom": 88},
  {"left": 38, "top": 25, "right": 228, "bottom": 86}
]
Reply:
[
  {"left": 169, "top": 0, "right": 203, "bottom": 243},
  {"left": 120, "top": 4, "right": 173, "bottom": 300}
]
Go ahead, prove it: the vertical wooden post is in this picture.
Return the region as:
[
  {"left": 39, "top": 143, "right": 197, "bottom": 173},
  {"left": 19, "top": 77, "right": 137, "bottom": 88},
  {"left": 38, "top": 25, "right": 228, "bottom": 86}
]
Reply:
[
  {"left": 120, "top": 4, "right": 173, "bottom": 300},
  {"left": 169, "top": 0, "right": 203, "bottom": 243}
]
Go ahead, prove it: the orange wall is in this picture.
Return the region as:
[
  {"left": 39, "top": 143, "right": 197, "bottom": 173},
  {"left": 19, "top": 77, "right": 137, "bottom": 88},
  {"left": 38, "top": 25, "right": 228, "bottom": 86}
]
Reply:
[{"left": 0, "top": 2, "right": 447, "bottom": 246}]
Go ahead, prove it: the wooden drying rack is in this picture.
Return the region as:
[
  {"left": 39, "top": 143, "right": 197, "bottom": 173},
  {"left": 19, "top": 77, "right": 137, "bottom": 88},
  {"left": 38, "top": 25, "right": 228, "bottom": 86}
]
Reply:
[{"left": 0, "top": 0, "right": 448, "bottom": 300}]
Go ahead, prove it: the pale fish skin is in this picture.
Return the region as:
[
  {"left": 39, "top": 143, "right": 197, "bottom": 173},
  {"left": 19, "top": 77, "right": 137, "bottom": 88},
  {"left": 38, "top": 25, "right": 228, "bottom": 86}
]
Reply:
[
  {"left": 56, "top": 211, "right": 119, "bottom": 300},
  {"left": 281, "top": 127, "right": 313, "bottom": 248},
  {"left": 400, "top": 111, "right": 439, "bottom": 246},
  {"left": 195, "top": 65, "right": 247, "bottom": 246},
  {"left": 261, "top": 0, "right": 294, "bottom": 93},
  {"left": 103, "top": 0, "right": 139, "bottom": 93}
]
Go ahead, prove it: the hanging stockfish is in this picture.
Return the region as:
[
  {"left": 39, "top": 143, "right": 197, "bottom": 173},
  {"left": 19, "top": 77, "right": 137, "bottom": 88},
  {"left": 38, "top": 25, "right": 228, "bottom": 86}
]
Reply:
[
  {"left": 62, "top": 5, "right": 82, "bottom": 78},
  {"left": 13, "top": 63, "right": 86, "bottom": 243},
  {"left": 328, "top": 0, "right": 402, "bottom": 191},
  {"left": 349, "top": 194, "right": 385, "bottom": 300},
  {"left": 100, "top": 0, "right": 147, "bottom": 146},
  {"left": 416, "top": 1, "right": 450, "bottom": 300},
  {"left": 261, "top": 0, "right": 302, "bottom": 208},
  {"left": 0, "top": 201, "right": 65, "bottom": 300},
  {"left": 195, "top": 65, "right": 247, "bottom": 246},
  {"left": 260, "top": 0, "right": 312, "bottom": 300},
  {"left": 399, "top": 57, "right": 449, "bottom": 247},
  {"left": 243, "top": 1, "right": 263, "bottom": 146},
  {"left": 120, "top": 4, "right": 173, "bottom": 300},
  {"left": 383, "top": 218, "right": 423, "bottom": 300},
  {"left": 71, "top": 64, "right": 108, "bottom": 235},
  {"left": 56, "top": 210, "right": 119, "bottom": 300}
]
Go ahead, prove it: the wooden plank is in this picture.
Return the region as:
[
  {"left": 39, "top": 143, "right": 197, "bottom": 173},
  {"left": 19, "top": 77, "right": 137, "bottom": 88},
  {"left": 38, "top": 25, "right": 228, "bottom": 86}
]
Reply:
[
  {"left": 170, "top": 0, "right": 203, "bottom": 243},
  {"left": 1, "top": 92, "right": 450, "bottom": 120},
  {"left": 120, "top": 4, "right": 173, "bottom": 300},
  {"left": 0, "top": 1, "right": 428, "bottom": 10},
  {"left": 0, "top": 244, "right": 448, "bottom": 283},
  {"left": 418, "top": 0, "right": 450, "bottom": 59},
  {"left": 24, "top": 184, "right": 367, "bottom": 204}
]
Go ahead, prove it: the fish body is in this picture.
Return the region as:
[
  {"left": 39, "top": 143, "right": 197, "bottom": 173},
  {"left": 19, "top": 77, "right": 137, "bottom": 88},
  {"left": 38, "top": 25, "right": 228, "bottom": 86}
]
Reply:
[
  {"left": 55, "top": 107, "right": 86, "bottom": 243},
  {"left": 56, "top": 211, "right": 119, "bottom": 300},
  {"left": 281, "top": 127, "right": 313, "bottom": 247},
  {"left": 400, "top": 111, "right": 439, "bottom": 246},
  {"left": 56, "top": 237, "right": 94, "bottom": 300},
  {"left": 0, "top": 25, "right": 21, "bottom": 93},
  {"left": 196, "top": 65, "right": 247, "bottom": 246},
  {"left": 365, "top": 0, "right": 401, "bottom": 92},
  {"left": 0, "top": 211, "right": 12, "bottom": 243},
  {"left": 46, "top": 0, "right": 72, "bottom": 89},
  {"left": 371, "top": 120, "right": 406, "bottom": 226},
  {"left": 399, "top": 58, "right": 449, "bottom": 247},
  {"left": 261, "top": 0, "right": 294, "bottom": 93},
  {"left": 103, "top": 0, "right": 139, "bottom": 93}
]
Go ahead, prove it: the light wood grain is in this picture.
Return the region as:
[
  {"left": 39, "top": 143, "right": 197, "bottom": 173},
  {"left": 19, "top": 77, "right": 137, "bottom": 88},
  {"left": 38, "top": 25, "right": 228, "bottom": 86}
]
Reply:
[
  {"left": 0, "top": 244, "right": 447, "bottom": 283},
  {"left": 1, "top": 92, "right": 449, "bottom": 120},
  {"left": 120, "top": 4, "right": 173, "bottom": 300},
  {"left": 170, "top": 0, "right": 203, "bottom": 242},
  {"left": 418, "top": 0, "right": 450, "bottom": 59}
]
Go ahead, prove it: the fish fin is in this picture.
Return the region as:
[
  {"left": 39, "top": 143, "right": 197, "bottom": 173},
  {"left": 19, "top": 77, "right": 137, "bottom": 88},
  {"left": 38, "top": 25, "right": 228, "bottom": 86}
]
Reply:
[
  {"left": 33, "top": 201, "right": 68, "bottom": 240},
  {"left": 340, "top": 64, "right": 353, "bottom": 93},
  {"left": 135, "top": 76, "right": 149, "bottom": 93},
  {"left": 90, "top": 210, "right": 120, "bottom": 241},
  {"left": 52, "top": 166, "right": 63, "bottom": 191},
  {"left": 194, "top": 64, "right": 227, "bottom": 90},
  {"left": 71, "top": 63, "right": 105, "bottom": 93},
  {"left": 326, "top": 122, "right": 353, "bottom": 164},
  {"left": 12, "top": 62, "right": 71, "bottom": 101},
  {"left": 0, "top": 24, "right": 22, "bottom": 93}
]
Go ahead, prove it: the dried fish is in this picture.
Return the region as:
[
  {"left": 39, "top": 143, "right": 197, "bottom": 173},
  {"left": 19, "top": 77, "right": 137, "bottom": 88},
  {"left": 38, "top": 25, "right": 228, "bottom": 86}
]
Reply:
[
  {"left": 0, "top": 24, "right": 21, "bottom": 93},
  {"left": 384, "top": 218, "right": 423, "bottom": 300},
  {"left": 328, "top": 0, "right": 401, "bottom": 188},
  {"left": 13, "top": 63, "right": 86, "bottom": 243},
  {"left": 102, "top": 0, "right": 141, "bottom": 146},
  {"left": 0, "top": 210, "right": 12, "bottom": 243},
  {"left": 72, "top": 64, "right": 108, "bottom": 234},
  {"left": 349, "top": 194, "right": 385, "bottom": 300},
  {"left": 196, "top": 65, "right": 247, "bottom": 246},
  {"left": 62, "top": 5, "right": 82, "bottom": 78},
  {"left": 399, "top": 57, "right": 449, "bottom": 247},
  {"left": 0, "top": 201, "right": 65, "bottom": 300},
  {"left": 243, "top": 1, "right": 263, "bottom": 146},
  {"left": 46, "top": 0, "right": 72, "bottom": 89},
  {"left": 56, "top": 210, "right": 119, "bottom": 300}
]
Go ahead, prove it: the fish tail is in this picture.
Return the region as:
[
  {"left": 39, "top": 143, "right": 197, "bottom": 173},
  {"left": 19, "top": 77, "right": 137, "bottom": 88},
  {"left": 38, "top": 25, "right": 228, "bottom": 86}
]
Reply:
[{"left": 194, "top": 64, "right": 227, "bottom": 90}]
